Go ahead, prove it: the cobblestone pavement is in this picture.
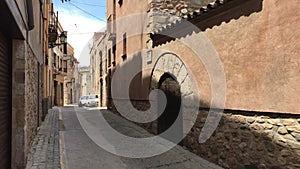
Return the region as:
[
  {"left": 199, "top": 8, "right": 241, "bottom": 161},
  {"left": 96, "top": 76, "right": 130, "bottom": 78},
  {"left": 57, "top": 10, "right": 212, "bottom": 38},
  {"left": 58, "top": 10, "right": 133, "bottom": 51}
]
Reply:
[
  {"left": 60, "top": 106, "right": 223, "bottom": 169},
  {"left": 26, "top": 108, "right": 60, "bottom": 169},
  {"left": 25, "top": 106, "right": 224, "bottom": 169}
]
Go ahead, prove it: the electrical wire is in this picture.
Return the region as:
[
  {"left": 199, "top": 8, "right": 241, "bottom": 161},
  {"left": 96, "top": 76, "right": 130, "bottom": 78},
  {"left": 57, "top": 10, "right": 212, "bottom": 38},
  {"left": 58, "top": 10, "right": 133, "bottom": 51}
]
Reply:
[
  {"left": 70, "top": 0, "right": 106, "bottom": 7},
  {"left": 67, "top": 2, "right": 106, "bottom": 22}
]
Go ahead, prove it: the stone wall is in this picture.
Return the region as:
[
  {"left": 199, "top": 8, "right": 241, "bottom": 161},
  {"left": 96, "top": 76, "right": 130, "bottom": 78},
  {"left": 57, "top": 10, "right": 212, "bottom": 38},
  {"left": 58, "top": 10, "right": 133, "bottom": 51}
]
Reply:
[
  {"left": 12, "top": 40, "right": 27, "bottom": 169},
  {"left": 183, "top": 111, "right": 300, "bottom": 169},
  {"left": 12, "top": 40, "right": 41, "bottom": 169},
  {"left": 24, "top": 44, "right": 40, "bottom": 161},
  {"left": 118, "top": 99, "right": 300, "bottom": 169}
]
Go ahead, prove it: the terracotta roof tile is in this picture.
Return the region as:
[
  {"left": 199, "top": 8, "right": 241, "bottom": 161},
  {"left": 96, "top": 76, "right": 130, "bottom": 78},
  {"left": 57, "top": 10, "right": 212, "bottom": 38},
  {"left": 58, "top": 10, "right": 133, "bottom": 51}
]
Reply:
[{"left": 149, "top": 0, "right": 231, "bottom": 34}]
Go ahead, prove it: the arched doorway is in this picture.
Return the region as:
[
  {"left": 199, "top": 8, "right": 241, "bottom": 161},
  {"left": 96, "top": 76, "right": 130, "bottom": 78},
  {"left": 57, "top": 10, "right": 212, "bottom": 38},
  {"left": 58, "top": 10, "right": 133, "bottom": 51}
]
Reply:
[
  {"left": 150, "top": 52, "right": 196, "bottom": 144},
  {"left": 157, "top": 73, "right": 183, "bottom": 143}
]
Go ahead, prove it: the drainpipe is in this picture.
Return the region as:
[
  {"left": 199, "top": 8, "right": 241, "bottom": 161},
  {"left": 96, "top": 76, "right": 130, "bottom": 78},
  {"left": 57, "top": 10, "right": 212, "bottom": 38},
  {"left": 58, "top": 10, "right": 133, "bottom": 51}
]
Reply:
[{"left": 26, "top": 0, "right": 35, "bottom": 30}]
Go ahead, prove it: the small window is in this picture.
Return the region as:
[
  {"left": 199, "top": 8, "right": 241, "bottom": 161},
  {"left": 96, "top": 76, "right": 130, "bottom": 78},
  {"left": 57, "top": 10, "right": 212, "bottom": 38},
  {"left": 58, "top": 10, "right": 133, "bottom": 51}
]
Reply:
[
  {"left": 122, "top": 54, "right": 127, "bottom": 61},
  {"left": 123, "top": 33, "right": 127, "bottom": 55},
  {"left": 108, "top": 49, "right": 111, "bottom": 67},
  {"left": 118, "top": 0, "right": 123, "bottom": 7}
]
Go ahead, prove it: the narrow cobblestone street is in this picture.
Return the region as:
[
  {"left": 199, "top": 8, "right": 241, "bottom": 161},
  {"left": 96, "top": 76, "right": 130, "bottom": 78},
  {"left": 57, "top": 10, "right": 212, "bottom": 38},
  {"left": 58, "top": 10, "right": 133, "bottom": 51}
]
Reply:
[
  {"left": 26, "top": 106, "right": 223, "bottom": 169},
  {"left": 26, "top": 109, "right": 60, "bottom": 169}
]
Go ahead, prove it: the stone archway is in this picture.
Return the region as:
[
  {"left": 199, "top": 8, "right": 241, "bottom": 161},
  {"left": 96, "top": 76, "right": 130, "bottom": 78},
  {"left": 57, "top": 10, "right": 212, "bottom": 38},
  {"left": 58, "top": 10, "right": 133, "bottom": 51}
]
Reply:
[
  {"left": 150, "top": 52, "right": 196, "bottom": 143},
  {"left": 157, "top": 73, "right": 182, "bottom": 143}
]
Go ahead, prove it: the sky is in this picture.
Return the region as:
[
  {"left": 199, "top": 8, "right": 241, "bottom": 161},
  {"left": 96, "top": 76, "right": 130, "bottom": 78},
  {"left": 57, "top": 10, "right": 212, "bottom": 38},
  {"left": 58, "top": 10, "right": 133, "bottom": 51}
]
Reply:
[{"left": 52, "top": 0, "right": 107, "bottom": 66}]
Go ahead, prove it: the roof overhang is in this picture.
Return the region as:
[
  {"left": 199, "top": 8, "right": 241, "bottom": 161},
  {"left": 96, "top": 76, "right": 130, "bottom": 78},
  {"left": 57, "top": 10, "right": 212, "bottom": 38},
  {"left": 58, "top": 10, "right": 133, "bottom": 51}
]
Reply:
[{"left": 151, "top": 0, "right": 263, "bottom": 47}]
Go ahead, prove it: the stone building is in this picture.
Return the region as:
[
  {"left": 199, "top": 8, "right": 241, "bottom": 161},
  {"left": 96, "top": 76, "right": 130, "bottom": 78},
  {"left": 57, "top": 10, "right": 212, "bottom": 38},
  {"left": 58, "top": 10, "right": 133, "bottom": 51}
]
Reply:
[
  {"left": 90, "top": 32, "right": 105, "bottom": 96},
  {"left": 49, "top": 15, "right": 70, "bottom": 107},
  {"left": 79, "top": 66, "right": 91, "bottom": 96},
  {"left": 89, "top": 32, "right": 109, "bottom": 107},
  {"left": 106, "top": 0, "right": 300, "bottom": 168},
  {"left": 72, "top": 60, "right": 81, "bottom": 104},
  {"left": 98, "top": 34, "right": 109, "bottom": 107},
  {"left": 63, "top": 44, "right": 77, "bottom": 105},
  {"left": 44, "top": 1, "right": 77, "bottom": 107},
  {"left": 42, "top": 1, "right": 54, "bottom": 119},
  {"left": 0, "top": 0, "right": 45, "bottom": 168},
  {"left": 106, "top": 0, "right": 149, "bottom": 109}
]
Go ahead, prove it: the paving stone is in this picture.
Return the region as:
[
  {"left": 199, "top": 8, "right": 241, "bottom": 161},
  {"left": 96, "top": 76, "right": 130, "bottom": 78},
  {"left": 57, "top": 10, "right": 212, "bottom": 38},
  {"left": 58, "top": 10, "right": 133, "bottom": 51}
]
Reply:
[{"left": 25, "top": 108, "right": 60, "bottom": 169}]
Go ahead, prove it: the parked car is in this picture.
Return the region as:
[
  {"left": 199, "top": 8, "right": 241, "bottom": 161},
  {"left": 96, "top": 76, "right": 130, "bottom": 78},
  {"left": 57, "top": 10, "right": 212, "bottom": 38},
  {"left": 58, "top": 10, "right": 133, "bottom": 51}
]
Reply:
[
  {"left": 86, "top": 94, "right": 99, "bottom": 107},
  {"left": 78, "top": 95, "right": 89, "bottom": 107}
]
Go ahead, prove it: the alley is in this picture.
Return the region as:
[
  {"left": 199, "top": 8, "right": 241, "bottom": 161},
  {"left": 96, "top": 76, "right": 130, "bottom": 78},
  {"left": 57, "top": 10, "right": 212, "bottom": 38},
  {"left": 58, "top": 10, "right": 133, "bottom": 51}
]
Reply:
[{"left": 59, "top": 106, "right": 222, "bottom": 169}]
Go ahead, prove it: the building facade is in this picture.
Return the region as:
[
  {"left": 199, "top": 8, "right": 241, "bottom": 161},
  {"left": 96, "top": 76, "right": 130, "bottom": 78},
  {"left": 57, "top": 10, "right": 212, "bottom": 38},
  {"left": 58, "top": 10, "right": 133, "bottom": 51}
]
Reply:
[
  {"left": 90, "top": 32, "right": 105, "bottom": 96},
  {"left": 79, "top": 66, "right": 91, "bottom": 96},
  {"left": 48, "top": 13, "right": 75, "bottom": 107},
  {"left": 90, "top": 32, "right": 109, "bottom": 107},
  {"left": 72, "top": 60, "right": 81, "bottom": 104},
  {"left": 98, "top": 34, "right": 109, "bottom": 107},
  {"left": 42, "top": 1, "right": 53, "bottom": 120},
  {"left": 0, "top": 0, "right": 45, "bottom": 168},
  {"left": 106, "top": 0, "right": 300, "bottom": 168},
  {"left": 106, "top": 0, "right": 149, "bottom": 109},
  {"left": 63, "top": 44, "right": 78, "bottom": 105}
]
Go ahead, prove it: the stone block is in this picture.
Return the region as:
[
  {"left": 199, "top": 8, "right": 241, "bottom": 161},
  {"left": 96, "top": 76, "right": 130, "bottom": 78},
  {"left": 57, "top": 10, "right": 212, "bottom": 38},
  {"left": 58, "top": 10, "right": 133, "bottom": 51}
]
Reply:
[
  {"left": 181, "top": 76, "right": 193, "bottom": 96},
  {"left": 291, "top": 132, "right": 300, "bottom": 141},
  {"left": 287, "top": 140, "right": 300, "bottom": 150},
  {"left": 282, "top": 119, "right": 297, "bottom": 126},
  {"left": 177, "top": 65, "right": 188, "bottom": 84},
  {"left": 15, "top": 71, "right": 25, "bottom": 83},
  {"left": 153, "top": 15, "right": 169, "bottom": 24},
  {"left": 278, "top": 126, "right": 288, "bottom": 135}
]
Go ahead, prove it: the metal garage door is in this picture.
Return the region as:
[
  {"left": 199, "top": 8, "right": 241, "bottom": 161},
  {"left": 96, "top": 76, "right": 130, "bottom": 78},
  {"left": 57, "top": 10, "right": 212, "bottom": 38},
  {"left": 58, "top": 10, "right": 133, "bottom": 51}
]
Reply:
[{"left": 0, "top": 31, "right": 11, "bottom": 169}]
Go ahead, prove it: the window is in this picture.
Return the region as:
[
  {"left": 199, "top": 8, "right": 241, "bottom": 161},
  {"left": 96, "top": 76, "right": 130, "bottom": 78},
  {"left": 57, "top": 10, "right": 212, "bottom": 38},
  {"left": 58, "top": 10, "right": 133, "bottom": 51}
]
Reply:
[
  {"left": 122, "top": 55, "right": 127, "bottom": 61},
  {"left": 45, "top": 55, "right": 49, "bottom": 65},
  {"left": 113, "top": 41, "right": 116, "bottom": 66},
  {"left": 122, "top": 33, "right": 127, "bottom": 61},
  {"left": 113, "top": 0, "right": 116, "bottom": 20},
  {"left": 53, "top": 53, "right": 57, "bottom": 67},
  {"left": 123, "top": 33, "right": 127, "bottom": 54},
  {"left": 63, "top": 43, "right": 67, "bottom": 54},
  {"left": 108, "top": 49, "right": 111, "bottom": 67},
  {"left": 100, "top": 51, "right": 103, "bottom": 76},
  {"left": 63, "top": 60, "right": 67, "bottom": 73},
  {"left": 118, "top": 0, "right": 123, "bottom": 7}
]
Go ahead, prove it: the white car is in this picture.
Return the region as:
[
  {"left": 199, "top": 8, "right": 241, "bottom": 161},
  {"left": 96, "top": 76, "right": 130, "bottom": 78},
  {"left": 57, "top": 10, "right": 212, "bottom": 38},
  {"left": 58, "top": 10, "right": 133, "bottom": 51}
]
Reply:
[
  {"left": 86, "top": 94, "right": 99, "bottom": 107},
  {"left": 78, "top": 95, "right": 89, "bottom": 107}
]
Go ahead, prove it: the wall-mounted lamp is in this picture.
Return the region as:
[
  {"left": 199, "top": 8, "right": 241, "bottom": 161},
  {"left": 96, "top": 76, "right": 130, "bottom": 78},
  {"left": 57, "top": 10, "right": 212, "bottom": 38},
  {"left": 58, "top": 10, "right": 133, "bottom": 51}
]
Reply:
[{"left": 49, "top": 31, "right": 67, "bottom": 48}]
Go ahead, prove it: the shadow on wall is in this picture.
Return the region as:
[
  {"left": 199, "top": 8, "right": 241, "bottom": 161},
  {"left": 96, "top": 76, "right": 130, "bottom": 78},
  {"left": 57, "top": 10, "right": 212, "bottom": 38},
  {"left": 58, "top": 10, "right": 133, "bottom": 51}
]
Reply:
[
  {"left": 109, "top": 63, "right": 300, "bottom": 168},
  {"left": 145, "top": 76, "right": 300, "bottom": 169}
]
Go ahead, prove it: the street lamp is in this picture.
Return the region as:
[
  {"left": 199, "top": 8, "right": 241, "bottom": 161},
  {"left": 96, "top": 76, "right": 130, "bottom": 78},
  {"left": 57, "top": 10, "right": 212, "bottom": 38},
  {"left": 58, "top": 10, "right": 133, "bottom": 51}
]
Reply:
[
  {"left": 59, "top": 31, "right": 67, "bottom": 43},
  {"left": 49, "top": 31, "right": 67, "bottom": 48}
]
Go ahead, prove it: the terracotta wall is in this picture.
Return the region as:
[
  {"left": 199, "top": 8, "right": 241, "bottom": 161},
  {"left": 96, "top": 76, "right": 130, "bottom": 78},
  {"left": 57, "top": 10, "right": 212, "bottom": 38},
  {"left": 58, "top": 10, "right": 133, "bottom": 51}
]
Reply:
[{"left": 149, "top": 0, "right": 300, "bottom": 114}]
